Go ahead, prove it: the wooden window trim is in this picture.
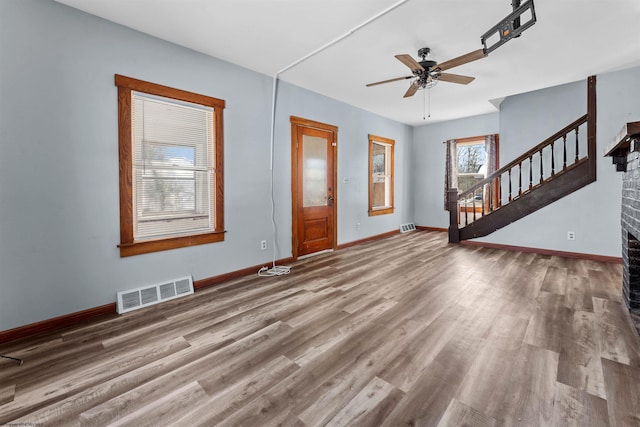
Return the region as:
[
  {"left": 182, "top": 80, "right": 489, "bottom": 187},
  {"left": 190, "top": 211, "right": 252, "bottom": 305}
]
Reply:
[
  {"left": 115, "top": 74, "right": 225, "bottom": 257},
  {"left": 368, "top": 134, "right": 395, "bottom": 216}
]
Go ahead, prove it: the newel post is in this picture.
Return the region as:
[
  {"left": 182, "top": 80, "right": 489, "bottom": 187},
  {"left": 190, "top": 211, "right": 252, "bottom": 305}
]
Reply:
[{"left": 447, "top": 188, "right": 460, "bottom": 243}]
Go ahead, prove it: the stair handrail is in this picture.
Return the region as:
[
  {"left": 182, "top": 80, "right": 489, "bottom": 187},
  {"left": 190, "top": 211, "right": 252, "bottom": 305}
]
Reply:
[{"left": 457, "top": 114, "right": 588, "bottom": 200}]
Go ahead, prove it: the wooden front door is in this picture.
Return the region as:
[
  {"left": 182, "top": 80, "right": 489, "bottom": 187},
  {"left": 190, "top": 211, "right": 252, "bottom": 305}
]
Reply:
[{"left": 291, "top": 116, "right": 337, "bottom": 258}]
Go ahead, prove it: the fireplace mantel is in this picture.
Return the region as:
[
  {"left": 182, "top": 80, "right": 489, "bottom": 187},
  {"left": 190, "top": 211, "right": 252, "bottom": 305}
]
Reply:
[{"left": 605, "top": 121, "right": 640, "bottom": 171}]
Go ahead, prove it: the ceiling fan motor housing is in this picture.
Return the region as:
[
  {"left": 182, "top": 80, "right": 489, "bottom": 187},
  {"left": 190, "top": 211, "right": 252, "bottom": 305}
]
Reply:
[{"left": 419, "top": 60, "right": 438, "bottom": 72}]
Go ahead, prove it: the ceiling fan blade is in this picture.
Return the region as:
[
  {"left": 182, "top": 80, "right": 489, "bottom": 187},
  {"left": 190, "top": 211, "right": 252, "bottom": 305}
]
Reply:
[
  {"left": 395, "top": 54, "right": 424, "bottom": 73},
  {"left": 436, "top": 49, "right": 486, "bottom": 71},
  {"left": 366, "top": 76, "right": 412, "bottom": 87},
  {"left": 403, "top": 81, "right": 420, "bottom": 98},
  {"left": 438, "top": 73, "right": 475, "bottom": 85}
]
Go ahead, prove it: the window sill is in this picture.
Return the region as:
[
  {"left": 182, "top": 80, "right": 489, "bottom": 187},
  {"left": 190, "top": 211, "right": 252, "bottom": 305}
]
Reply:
[
  {"left": 369, "top": 207, "right": 394, "bottom": 216},
  {"left": 118, "top": 231, "right": 225, "bottom": 257}
]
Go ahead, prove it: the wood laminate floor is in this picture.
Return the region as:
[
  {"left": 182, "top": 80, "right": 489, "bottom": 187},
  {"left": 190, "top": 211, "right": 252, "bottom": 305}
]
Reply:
[{"left": 1, "top": 231, "right": 639, "bottom": 426}]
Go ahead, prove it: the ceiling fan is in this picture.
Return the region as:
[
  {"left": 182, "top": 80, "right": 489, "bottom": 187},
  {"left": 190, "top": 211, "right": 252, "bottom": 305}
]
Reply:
[{"left": 366, "top": 47, "right": 486, "bottom": 98}]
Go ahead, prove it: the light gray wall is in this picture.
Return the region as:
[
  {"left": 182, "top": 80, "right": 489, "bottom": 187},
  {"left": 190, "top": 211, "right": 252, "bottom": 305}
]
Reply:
[
  {"left": 412, "top": 113, "right": 499, "bottom": 228},
  {"left": 0, "top": 0, "right": 412, "bottom": 331},
  {"left": 274, "top": 82, "right": 414, "bottom": 247},
  {"left": 474, "top": 70, "right": 640, "bottom": 257},
  {"left": 413, "top": 67, "right": 640, "bottom": 257}
]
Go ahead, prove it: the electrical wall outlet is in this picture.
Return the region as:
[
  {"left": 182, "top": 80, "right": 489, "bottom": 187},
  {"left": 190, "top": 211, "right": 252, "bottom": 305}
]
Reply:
[
  {"left": 567, "top": 231, "right": 576, "bottom": 241},
  {"left": 260, "top": 240, "right": 267, "bottom": 250},
  {"left": 356, "top": 222, "right": 361, "bottom": 230}
]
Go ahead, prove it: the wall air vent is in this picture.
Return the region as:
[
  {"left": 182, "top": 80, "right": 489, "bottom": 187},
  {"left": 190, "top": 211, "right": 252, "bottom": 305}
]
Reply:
[
  {"left": 400, "top": 223, "right": 417, "bottom": 233},
  {"left": 116, "top": 276, "right": 194, "bottom": 314}
]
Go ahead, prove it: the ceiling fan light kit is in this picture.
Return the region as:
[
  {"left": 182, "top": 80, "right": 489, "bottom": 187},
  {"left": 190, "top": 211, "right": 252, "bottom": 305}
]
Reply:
[{"left": 366, "top": 0, "right": 537, "bottom": 105}]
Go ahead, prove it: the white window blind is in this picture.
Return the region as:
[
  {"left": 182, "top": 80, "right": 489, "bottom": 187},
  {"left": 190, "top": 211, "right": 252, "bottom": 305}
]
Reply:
[{"left": 132, "top": 92, "right": 215, "bottom": 240}]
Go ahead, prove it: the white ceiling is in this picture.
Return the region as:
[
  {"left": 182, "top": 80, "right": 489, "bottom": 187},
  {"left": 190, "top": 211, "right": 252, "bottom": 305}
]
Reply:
[{"left": 56, "top": 0, "right": 640, "bottom": 125}]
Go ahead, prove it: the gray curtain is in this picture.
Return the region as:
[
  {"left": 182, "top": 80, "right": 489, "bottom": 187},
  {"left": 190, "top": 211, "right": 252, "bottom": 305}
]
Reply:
[
  {"left": 485, "top": 134, "right": 497, "bottom": 176},
  {"left": 444, "top": 139, "right": 457, "bottom": 210},
  {"left": 483, "top": 134, "right": 498, "bottom": 209}
]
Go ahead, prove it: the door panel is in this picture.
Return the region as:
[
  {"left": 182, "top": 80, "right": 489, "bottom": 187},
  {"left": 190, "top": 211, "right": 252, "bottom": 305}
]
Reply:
[
  {"left": 293, "top": 123, "right": 335, "bottom": 257},
  {"left": 302, "top": 210, "right": 329, "bottom": 242}
]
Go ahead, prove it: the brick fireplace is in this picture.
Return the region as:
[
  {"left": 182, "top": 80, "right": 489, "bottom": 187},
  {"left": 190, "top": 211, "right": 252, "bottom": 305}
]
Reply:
[
  {"left": 606, "top": 121, "right": 640, "bottom": 309},
  {"left": 623, "top": 233, "right": 640, "bottom": 309}
]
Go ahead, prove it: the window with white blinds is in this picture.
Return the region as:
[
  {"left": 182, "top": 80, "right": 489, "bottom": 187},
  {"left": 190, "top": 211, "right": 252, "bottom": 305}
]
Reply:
[
  {"left": 115, "top": 74, "right": 225, "bottom": 257},
  {"left": 132, "top": 93, "right": 214, "bottom": 239}
]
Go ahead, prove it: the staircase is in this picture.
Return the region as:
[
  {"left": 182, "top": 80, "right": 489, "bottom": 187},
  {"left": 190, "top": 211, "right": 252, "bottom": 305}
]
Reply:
[{"left": 447, "top": 76, "right": 597, "bottom": 243}]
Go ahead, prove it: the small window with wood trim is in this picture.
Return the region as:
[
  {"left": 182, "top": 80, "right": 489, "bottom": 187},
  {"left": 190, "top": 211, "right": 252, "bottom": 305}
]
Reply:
[
  {"left": 368, "top": 134, "right": 394, "bottom": 216},
  {"left": 115, "top": 75, "right": 225, "bottom": 257}
]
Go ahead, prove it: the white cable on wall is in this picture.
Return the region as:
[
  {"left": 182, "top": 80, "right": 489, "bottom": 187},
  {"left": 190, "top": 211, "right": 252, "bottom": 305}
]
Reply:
[
  {"left": 261, "top": 76, "right": 290, "bottom": 276},
  {"left": 259, "top": 0, "right": 410, "bottom": 277}
]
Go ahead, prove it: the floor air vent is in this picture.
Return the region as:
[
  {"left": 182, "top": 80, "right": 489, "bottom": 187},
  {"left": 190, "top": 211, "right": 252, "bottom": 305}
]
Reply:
[
  {"left": 116, "top": 276, "right": 194, "bottom": 314},
  {"left": 400, "top": 223, "right": 417, "bottom": 233}
]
